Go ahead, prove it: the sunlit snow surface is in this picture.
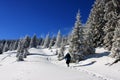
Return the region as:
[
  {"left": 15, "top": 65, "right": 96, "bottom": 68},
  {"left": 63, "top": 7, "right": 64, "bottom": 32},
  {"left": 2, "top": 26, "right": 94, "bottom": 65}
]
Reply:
[{"left": 0, "top": 47, "right": 119, "bottom": 80}]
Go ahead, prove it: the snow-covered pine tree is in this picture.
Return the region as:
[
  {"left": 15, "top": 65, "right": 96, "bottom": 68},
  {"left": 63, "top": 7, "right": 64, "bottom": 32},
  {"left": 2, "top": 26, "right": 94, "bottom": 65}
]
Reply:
[
  {"left": 62, "top": 35, "right": 68, "bottom": 46},
  {"left": 54, "top": 30, "right": 62, "bottom": 48},
  {"left": 67, "top": 32, "right": 72, "bottom": 45},
  {"left": 12, "top": 40, "right": 19, "bottom": 50},
  {"left": 0, "top": 42, "right": 4, "bottom": 54},
  {"left": 69, "top": 10, "right": 84, "bottom": 62},
  {"left": 43, "top": 33, "right": 50, "bottom": 48},
  {"left": 58, "top": 38, "right": 65, "bottom": 60},
  {"left": 29, "top": 34, "right": 38, "bottom": 48},
  {"left": 2, "top": 41, "right": 9, "bottom": 53},
  {"left": 16, "top": 39, "right": 24, "bottom": 58},
  {"left": 86, "top": 0, "right": 106, "bottom": 48},
  {"left": 0, "top": 46, "right": 2, "bottom": 54},
  {"left": 110, "top": 14, "right": 120, "bottom": 59},
  {"left": 23, "top": 35, "right": 31, "bottom": 49},
  {"left": 103, "top": 0, "right": 120, "bottom": 50},
  {"left": 49, "top": 35, "right": 55, "bottom": 49},
  {"left": 49, "top": 39, "right": 53, "bottom": 49},
  {"left": 23, "top": 48, "right": 29, "bottom": 58},
  {"left": 16, "top": 36, "right": 30, "bottom": 61},
  {"left": 40, "top": 39, "right": 44, "bottom": 46},
  {"left": 8, "top": 41, "right": 14, "bottom": 51},
  {"left": 84, "top": 10, "right": 95, "bottom": 50},
  {"left": 0, "top": 40, "right": 5, "bottom": 54},
  {"left": 17, "top": 52, "right": 24, "bottom": 61},
  {"left": 22, "top": 35, "right": 31, "bottom": 57},
  {"left": 84, "top": 23, "right": 95, "bottom": 55},
  {"left": 37, "top": 38, "right": 43, "bottom": 46}
]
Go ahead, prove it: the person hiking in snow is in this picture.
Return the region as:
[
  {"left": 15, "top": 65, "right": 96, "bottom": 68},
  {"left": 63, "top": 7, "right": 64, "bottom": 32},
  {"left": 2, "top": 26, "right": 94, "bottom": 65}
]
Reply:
[{"left": 64, "top": 53, "right": 71, "bottom": 67}]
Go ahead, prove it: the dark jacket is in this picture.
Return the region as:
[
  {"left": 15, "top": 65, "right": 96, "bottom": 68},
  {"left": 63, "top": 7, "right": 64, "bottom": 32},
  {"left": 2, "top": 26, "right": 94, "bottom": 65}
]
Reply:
[{"left": 64, "top": 53, "right": 71, "bottom": 61}]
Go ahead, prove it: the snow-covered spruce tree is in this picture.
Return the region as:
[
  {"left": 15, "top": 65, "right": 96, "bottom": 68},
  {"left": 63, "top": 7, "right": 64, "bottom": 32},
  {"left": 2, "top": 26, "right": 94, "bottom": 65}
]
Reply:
[
  {"left": 23, "top": 35, "right": 31, "bottom": 49},
  {"left": 84, "top": 10, "right": 96, "bottom": 50},
  {"left": 62, "top": 35, "right": 68, "bottom": 46},
  {"left": 0, "top": 42, "right": 4, "bottom": 54},
  {"left": 37, "top": 38, "right": 43, "bottom": 46},
  {"left": 110, "top": 15, "right": 120, "bottom": 59},
  {"left": 69, "top": 10, "right": 84, "bottom": 62},
  {"left": 12, "top": 40, "right": 19, "bottom": 50},
  {"left": 49, "top": 39, "right": 53, "bottom": 49},
  {"left": 103, "top": 0, "right": 120, "bottom": 50},
  {"left": 17, "top": 40, "right": 22, "bottom": 53},
  {"left": 40, "top": 39, "right": 44, "bottom": 46},
  {"left": 16, "top": 35, "right": 31, "bottom": 61},
  {"left": 49, "top": 36, "right": 55, "bottom": 49},
  {"left": 67, "top": 32, "right": 72, "bottom": 45},
  {"left": 58, "top": 38, "right": 65, "bottom": 60},
  {"left": 84, "top": 23, "right": 95, "bottom": 55},
  {"left": 8, "top": 40, "right": 15, "bottom": 51},
  {"left": 0, "top": 46, "right": 3, "bottom": 54},
  {"left": 0, "top": 40, "right": 5, "bottom": 54},
  {"left": 54, "top": 30, "right": 62, "bottom": 48},
  {"left": 22, "top": 35, "right": 31, "bottom": 57},
  {"left": 43, "top": 33, "right": 50, "bottom": 48},
  {"left": 29, "top": 34, "right": 38, "bottom": 48},
  {"left": 16, "top": 39, "right": 24, "bottom": 61},
  {"left": 8, "top": 41, "right": 12, "bottom": 51},
  {"left": 2, "top": 41, "right": 9, "bottom": 53},
  {"left": 86, "top": 0, "right": 106, "bottom": 48}
]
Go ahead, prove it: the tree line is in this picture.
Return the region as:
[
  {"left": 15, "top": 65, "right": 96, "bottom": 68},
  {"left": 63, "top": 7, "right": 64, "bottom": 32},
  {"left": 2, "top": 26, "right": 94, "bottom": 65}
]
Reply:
[
  {"left": 0, "top": 32, "right": 68, "bottom": 61},
  {"left": 0, "top": 0, "right": 120, "bottom": 63}
]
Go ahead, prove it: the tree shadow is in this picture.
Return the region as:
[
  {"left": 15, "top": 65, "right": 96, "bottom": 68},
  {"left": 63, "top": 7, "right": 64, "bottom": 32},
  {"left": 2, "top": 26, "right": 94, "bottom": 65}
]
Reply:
[
  {"left": 27, "top": 53, "right": 55, "bottom": 57},
  {"left": 73, "top": 61, "right": 96, "bottom": 67},
  {"left": 85, "top": 52, "right": 110, "bottom": 59},
  {"left": 73, "top": 52, "right": 110, "bottom": 67}
]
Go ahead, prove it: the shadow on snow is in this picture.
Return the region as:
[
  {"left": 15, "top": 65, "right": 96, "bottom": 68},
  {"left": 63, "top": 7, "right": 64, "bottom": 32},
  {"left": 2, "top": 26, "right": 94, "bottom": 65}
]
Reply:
[
  {"left": 73, "top": 61, "right": 96, "bottom": 67},
  {"left": 73, "top": 51, "right": 110, "bottom": 67},
  {"left": 85, "top": 51, "right": 110, "bottom": 59},
  {"left": 28, "top": 53, "right": 55, "bottom": 57}
]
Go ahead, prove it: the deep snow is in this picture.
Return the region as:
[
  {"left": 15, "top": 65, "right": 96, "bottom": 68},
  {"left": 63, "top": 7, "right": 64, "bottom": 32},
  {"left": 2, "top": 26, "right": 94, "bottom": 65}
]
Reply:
[
  {"left": 0, "top": 48, "right": 119, "bottom": 80},
  {"left": 48, "top": 48, "right": 120, "bottom": 80}
]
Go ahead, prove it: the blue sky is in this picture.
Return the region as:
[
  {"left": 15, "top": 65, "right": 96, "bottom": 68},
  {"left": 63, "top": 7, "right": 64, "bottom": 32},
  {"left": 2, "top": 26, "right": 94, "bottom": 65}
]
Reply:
[{"left": 0, "top": 0, "right": 95, "bottom": 39}]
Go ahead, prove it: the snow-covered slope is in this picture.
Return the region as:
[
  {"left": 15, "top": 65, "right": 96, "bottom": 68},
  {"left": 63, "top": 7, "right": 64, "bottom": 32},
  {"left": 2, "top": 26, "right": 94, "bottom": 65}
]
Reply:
[
  {"left": 49, "top": 47, "right": 120, "bottom": 80},
  {"left": 0, "top": 48, "right": 120, "bottom": 80}
]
